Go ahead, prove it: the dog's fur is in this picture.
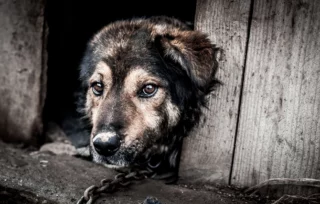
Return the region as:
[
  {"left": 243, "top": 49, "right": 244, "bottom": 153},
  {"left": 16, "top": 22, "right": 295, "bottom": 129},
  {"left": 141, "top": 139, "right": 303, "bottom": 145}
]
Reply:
[{"left": 77, "top": 16, "right": 219, "bottom": 182}]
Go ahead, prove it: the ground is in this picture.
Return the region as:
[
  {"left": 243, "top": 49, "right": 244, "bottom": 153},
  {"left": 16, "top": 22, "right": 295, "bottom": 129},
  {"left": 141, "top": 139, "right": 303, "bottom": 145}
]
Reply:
[{"left": 0, "top": 141, "right": 277, "bottom": 204}]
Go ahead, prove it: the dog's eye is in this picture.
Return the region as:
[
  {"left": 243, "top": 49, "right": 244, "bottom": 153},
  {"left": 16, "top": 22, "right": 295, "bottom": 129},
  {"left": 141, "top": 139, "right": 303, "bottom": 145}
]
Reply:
[
  {"left": 139, "top": 84, "right": 158, "bottom": 98},
  {"left": 91, "top": 82, "right": 104, "bottom": 96}
]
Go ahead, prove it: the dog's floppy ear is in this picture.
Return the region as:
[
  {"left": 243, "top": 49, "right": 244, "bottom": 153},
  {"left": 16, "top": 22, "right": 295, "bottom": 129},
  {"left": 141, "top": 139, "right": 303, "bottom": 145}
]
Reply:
[{"left": 154, "top": 31, "right": 219, "bottom": 92}]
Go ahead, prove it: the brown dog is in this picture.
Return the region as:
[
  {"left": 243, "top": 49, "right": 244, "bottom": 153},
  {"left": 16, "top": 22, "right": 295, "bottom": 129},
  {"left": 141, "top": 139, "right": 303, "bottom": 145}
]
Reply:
[{"left": 78, "top": 16, "right": 219, "bottom": 182}]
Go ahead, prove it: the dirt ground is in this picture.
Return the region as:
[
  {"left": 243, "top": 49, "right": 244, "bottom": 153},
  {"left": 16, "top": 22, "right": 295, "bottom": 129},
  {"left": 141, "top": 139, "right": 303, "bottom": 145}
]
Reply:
[{"left": 0, "top": 141, "right": 304, "bottom": 204}]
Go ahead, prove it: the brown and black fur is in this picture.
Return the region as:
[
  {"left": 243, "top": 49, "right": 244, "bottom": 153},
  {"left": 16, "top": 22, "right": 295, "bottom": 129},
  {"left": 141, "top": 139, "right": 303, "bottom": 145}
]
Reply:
[{"left": 77, "top": 16, "right": 220, "bottom": 182}]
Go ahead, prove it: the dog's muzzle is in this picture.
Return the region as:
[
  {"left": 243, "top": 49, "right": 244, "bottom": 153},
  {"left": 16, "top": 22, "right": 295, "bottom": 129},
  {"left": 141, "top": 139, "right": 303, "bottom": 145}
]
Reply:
[{"left": 93, "top": 132, "right": 121, "bottom": 156}]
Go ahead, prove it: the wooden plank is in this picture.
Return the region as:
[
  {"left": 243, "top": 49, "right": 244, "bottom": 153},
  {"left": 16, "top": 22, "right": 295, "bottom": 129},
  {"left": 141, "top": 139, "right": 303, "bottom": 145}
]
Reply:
[
  {"left": 231, "top": 0, "right": 320, "bottom": 188},
  {"left": 179, "top": 0, "right": 251, "bottom": 184},
  {"left": 0, "top": 0, "right": 46, "bottom": 143}
]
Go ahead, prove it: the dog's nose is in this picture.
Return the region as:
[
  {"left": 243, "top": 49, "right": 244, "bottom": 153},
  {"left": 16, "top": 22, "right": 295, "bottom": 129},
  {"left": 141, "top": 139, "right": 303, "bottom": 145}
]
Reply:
[{"left": 93, "top": 132, "right": 121, "bottom": 156}]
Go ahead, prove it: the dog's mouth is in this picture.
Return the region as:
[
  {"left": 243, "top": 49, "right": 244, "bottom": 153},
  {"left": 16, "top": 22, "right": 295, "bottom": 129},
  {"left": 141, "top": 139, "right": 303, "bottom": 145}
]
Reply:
[
  {"left": 89, "top": 129, "right": 167, "bottom": 169},
  {"left": 90, "top": 143, "right": 164, "bottom": 170},
  {"left": 90, "top": 146, "right": 134, "bottom": 168}
]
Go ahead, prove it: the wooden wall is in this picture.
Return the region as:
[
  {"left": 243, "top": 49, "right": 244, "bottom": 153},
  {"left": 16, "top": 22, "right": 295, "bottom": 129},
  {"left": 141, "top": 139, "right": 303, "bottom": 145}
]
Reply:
[
  {"left": 179, "top": 0, "right": 251, "bottom": 185},
  {"left": 180, "top": 0, "right": 320, "bottom": 189},
  {"left": 0, "top": 0, "right": 46, "bottom": 144}
]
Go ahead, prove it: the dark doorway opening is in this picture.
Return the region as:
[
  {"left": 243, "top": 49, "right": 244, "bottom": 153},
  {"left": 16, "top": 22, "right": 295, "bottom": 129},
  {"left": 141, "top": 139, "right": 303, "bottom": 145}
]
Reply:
[{"left": 44, "top": 0, "right": 197, "bottom": 147}]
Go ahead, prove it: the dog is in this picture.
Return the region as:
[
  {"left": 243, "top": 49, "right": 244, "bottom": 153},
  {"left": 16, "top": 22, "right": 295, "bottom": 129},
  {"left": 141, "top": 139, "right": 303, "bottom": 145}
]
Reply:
[{"left": 77, "top": 16, "right": 220, "bottom": 182}]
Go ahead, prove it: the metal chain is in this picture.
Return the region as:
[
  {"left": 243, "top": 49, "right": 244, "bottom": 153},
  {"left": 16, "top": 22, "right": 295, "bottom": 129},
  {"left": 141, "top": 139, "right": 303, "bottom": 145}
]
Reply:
[{"left": 77, "top": 169, "right": 153, "bottom": 204}]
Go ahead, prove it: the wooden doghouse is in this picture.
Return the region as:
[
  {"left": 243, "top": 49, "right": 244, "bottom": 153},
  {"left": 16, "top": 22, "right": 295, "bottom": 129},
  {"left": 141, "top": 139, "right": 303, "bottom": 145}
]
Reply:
[{"left": 0, "top": 0, "right": 319, "bottom": 198}]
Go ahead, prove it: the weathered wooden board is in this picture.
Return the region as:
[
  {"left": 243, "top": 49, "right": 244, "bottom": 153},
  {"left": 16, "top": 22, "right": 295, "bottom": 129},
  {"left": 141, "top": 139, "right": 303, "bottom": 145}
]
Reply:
[
  {"left": 0, "top": 0, "right": 46, "bottom": 143},
  {"left": 179, "top": 0, "right": 251, "bottom": 184},
  {"left": 231, "top": 0, "right": 320, "bottom": 188}
]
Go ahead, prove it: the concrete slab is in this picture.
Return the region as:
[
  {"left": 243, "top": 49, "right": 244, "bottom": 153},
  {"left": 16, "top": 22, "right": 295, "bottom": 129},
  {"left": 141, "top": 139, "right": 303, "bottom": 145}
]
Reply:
[{"left": 0, "top": 141, "right": 261, "bottom": 204}]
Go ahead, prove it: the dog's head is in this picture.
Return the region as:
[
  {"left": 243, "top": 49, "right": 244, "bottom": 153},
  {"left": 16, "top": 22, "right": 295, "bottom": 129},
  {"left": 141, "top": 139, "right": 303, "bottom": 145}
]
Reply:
[{"left": 78, "top": 16, "right": 219, "bottom": 173}]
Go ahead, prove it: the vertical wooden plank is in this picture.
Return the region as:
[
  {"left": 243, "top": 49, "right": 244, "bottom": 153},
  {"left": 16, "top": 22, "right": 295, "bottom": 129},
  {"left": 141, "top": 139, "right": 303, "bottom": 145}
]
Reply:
[
  {"left": 179, "top": 0, "right": 251, "bottom": 184},
  {"left": 232, "top": 0, "right": 320, "bottom": 188},
  {"left": 0, "top": 0, "right": 46, "bottom": 143}
]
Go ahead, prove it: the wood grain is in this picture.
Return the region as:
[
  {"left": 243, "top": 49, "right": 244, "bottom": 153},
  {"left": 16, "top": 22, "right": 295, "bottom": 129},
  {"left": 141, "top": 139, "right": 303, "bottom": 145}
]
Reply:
[
  {"left": 179, "top": 0, "right": 251, "bottom": 184},
  {"left": 231, "top": 0, "right": 320, "bottom": 188},
  {"left": 0, "top": 0, "right": 46, "bottom": 143}
]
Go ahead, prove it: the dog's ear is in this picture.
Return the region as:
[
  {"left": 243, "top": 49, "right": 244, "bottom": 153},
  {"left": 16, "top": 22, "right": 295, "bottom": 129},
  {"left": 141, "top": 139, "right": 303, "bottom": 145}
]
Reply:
[{"left": 154, "top": 31, "right": 220, "bottom": 92}]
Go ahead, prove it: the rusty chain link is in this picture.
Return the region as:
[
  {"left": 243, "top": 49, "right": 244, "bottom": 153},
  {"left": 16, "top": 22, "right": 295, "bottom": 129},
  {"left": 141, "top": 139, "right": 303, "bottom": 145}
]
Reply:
[{"left": 77, "top": 169, "right": 153, "bottom": 204}]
